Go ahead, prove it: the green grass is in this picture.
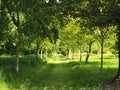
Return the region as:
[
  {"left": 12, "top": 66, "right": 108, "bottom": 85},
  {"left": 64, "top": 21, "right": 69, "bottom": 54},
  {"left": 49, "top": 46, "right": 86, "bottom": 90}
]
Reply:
[{"left": 0, "top": 54, "right": 118, "bottom": 90}]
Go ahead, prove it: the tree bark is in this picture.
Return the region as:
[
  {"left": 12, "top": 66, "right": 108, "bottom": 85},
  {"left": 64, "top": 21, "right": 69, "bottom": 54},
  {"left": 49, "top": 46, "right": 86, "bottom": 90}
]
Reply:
[
  {"left": 36, "top": 37, "right": 40, "bottom": 60},
  {"left": 80, "top": 46, "right": 82, "bottom": 62},
  {"left": 113, "top": 25, "right": 120, "bottom": 81},
  {"left": 15, "top": 31, "right": 22, "bottom": 73},
  {"left": 36, "top": 47, "right": 40, "bottom": 61},
  {"left": 27, "top": 45, "right": 31, "bottom": 65},
  {"left": 85, "top": 42, "right": 92, "bottom": 64},
  {"left": 100, "top": 40, "right": 104, "bottom": 71},
  {"left": 40, "top": 49, "right": 43, "bottom": 59},
  {"left": 15, "top": 44, "right": 19, "bottom": 73},
  {"left": 68, "top": 48, "right": 71, "bottom": 59},
  {"left": 14, "top": 10, "right": 21, "bottom": 73},
  {"left": 45, "top": 50, "right": 48, "bottom": 57},
  {"left": 72, "top": 48, "right": 75, "bottom": 60}
]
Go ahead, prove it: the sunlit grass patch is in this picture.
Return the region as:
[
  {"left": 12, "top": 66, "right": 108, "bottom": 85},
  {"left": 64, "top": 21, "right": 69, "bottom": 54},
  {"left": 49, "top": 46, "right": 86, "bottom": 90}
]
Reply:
[{"left": 0, "top": 82, "right": 10, "bottom": 90}]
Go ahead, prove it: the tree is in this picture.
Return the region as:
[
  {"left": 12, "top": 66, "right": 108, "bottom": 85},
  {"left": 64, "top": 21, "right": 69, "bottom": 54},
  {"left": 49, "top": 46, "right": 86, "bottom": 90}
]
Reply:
[
  {"left": 59, "top": 17, "right": 80, "bottom": 59},
  {"left": 40, "top": 38, "right": 53, "bottom": 58},
  {"left": 85, "top": 35, "right": 95, "bottom": 64},
  {"left": 106, "top": 1, "right": 120, "bottom": 81},
  {"left": 92, "top": 25, "right": 116, "bottom": 70},
  {"left": 2, "top": 0, "right": 25, "bottom": 73},
  {"left": 75, "top": 0, "right": 120, "bottom": 80},
  {"left": 78, "top": 19, "right": 95, "bottom": 64},
  {"left": 1, "top": 0, "right": 49, "bottom": 73}
]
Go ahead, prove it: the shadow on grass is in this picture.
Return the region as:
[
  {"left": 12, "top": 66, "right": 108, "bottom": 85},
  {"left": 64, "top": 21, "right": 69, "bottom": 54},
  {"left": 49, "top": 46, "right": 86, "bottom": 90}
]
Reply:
[{"left": 0, "top": 56, "right": 118, "bottom": 90}]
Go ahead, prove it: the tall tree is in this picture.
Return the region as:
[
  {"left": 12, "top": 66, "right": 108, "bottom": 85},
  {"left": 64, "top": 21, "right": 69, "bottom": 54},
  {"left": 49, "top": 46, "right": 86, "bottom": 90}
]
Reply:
[
  {"left": 107, "top": 0, "right": 120, "bottom": 81},
  {"left": 2, "top": 0, "right": 25, "bottom": 73},
  {"left": 2, "top": 0, "right": 49, "bottom": 73}
]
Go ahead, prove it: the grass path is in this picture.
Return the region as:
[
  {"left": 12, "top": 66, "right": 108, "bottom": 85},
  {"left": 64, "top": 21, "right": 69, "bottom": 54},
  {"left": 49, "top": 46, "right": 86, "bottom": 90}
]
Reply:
[
  {"left": 0, "top": 54, "right": 118, "bottom": 90},
  {"left": 28, "top": 60, "right": 118, "bottom": 89}
]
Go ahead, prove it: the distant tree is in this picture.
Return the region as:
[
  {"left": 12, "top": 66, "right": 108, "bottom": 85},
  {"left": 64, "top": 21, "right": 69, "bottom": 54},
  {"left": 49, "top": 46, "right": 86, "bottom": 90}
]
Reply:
[
  {"left": 76, "top": 27, "right": 86, "bottom": 62},
  {"left": 85, "top": 35, "right": 95, "bottom": 64},
  {"left": 59, "top": 18, "right": 80, "bottom": 59},
  {"left": 40, "top": 38, "right": 53, "bottom": 58},
  {"left": 93, "top": 25, "right": 117, "bottom": 70}
]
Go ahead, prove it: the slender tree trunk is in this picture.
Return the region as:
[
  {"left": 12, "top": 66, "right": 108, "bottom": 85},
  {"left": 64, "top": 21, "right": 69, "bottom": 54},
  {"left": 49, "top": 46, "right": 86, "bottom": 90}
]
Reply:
[
  {"left": 100, "top": 40, "right": 104, "bottom": 71},
  {"left": 36, "top": 48, "right": 40, "bottom": 60},
  {"left": 113, "top": 25, "right": 120, "bottom": 81},
  {"left": 65, "top": 48, "right": 69, "bottom": 58},
  {"left": 40, "top": 49, "right": 43, "bottom": 59},
  {"left": 113, "top": 47, "right": 120, "bottom": 81},
  {"left": 68, "top": 48, "right": 71, "bottom": 59},
  {"left": 66, "top": 51, "right": 68, "bottom": 58},
  {"left": 45, "top": 50, "right": 48, "bottom": 57},
  {"left": 28, "top": 51, "right": 30, "bottom": 65},
  {"left": 72, "top": 48, "right": 75, "bottom": 60},
  {"left": 15, "top": 10, "right": 21, "bottom": 73},
  {"left": 80, "top": 46, "right": 82, "bottom": 62},
  {"left": 85, "top": 42, "right": 92, "bottom": 64},
  {"left": 28, "top": 45, "right": 30, "bottom": 65},
  {"left": 36, "top": 37, "right": 40, "bottom": 60},
  {"left": 15, "top": 45, "right": 19, "bottom": 73},
  {"left": 15, "top": 32, "right": 22, "bottom": 73},
  {"left": 7, "top": 9, "right": 22, "bottom": 73}
]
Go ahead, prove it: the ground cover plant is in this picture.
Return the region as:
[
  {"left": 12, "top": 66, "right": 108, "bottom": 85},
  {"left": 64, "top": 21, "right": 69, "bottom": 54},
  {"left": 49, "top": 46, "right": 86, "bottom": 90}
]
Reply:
[{"left": 0, "top": 54, "right": 118, "bottom": 90}]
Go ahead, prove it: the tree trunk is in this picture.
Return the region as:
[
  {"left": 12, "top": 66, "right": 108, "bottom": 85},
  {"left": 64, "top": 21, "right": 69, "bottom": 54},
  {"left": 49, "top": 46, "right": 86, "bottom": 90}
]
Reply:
[
  {"left": 80, "top": 46, "right": 82, "bottom": 62},
  {"left": 45, "top": 50, "right": 48, "bottom": 57},
  {"left": 113, "top": 48, "right": 120, "bottom": 81},
  {"left": 40, "top": 49, "right": 43, "bottom": 59},
  {"left": 15, "top": 32, "right": 22, "bottom": 73},
  {"left": 100, "top": 40, "right": 104, "bottom": 71},
  {"left": 85, "top": 42, "right": 92, "bottom": 64},
  {"left": 15, "top": 46, "right": 19, "bottom": 73},
  {"left": 72, "top": 48, "right": 75, "bottom": 60},
  {"left": 68, "top": 48, "right": 71, "bottom": 59},
  {"left": 7, "top": 8, "right": 22, "bottom": 73},
  {"left": 28, "top": 51, "right": 30, "bottom": 65},
  {"left": 15, "top": 10, "right": 21, "bottom": 73},
  {"left": 65, "top": 48, "right": 69, "bottom": 58},
  {"left": 28, "top": 45, "right": 31, "bottom": 65},
  {"left": 36, "top": 48, "right": 40, "bottom": 60},
  {"left": 113, "top": 25, "right": 120, "bottom": 81},
  {"left": 36, "top": 37, "right": 40, "bottom": 60}
]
